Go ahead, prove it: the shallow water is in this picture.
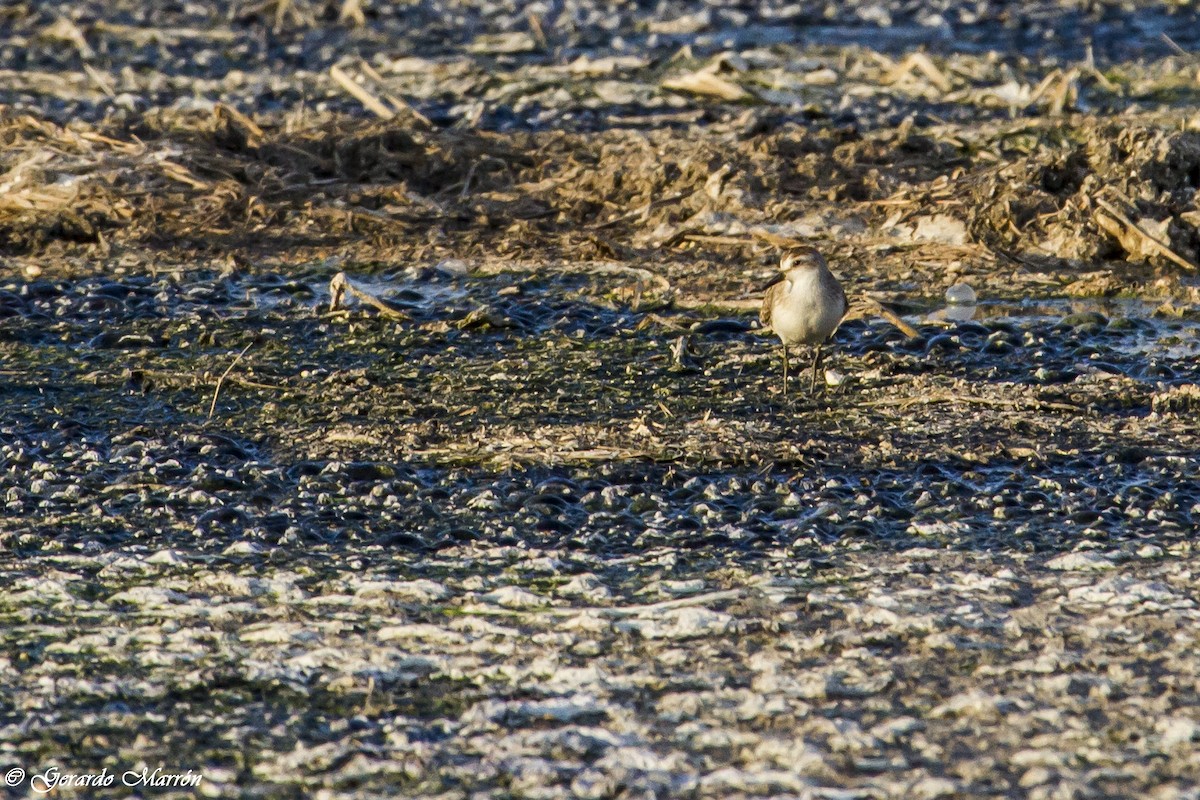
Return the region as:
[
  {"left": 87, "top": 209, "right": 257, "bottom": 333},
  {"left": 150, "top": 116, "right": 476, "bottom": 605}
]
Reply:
[{"left": 924, "top": 296, "right": 1200, "bottom": 363}]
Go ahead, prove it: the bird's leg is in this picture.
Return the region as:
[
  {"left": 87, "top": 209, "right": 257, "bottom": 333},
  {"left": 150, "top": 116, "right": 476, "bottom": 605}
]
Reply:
[
  {"left": 809, "top": 345, "right": 823, "bottom": 394},
  {"left": 782, "top": 345, "right": 789, "bottom": 398}
]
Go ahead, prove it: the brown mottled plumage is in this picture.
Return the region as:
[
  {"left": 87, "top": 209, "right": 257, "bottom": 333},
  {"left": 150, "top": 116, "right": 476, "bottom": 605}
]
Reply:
[{"left": 760, "top": 247, "right": 848, "bottom": 396}]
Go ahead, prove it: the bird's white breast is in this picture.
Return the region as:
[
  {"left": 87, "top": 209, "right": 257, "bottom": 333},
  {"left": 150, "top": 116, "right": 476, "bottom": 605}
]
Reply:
[{"left": 770, "top": 268, "right": 844, "bottom": 345}]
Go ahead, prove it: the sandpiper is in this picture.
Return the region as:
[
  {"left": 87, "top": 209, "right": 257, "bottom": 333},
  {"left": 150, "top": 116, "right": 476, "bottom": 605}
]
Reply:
[{"left": 760, "top": 246, "right": 848, "bottom": 396}]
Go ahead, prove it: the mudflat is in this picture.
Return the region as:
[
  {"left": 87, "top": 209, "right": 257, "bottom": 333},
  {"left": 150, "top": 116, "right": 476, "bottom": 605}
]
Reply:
[{"left": 2, "top": 2, "right": 1200, "bottom": 797}]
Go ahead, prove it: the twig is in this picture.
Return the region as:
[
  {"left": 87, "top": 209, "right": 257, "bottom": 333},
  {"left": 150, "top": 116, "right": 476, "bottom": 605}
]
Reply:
[
  {"left": 82, "top": 64, "right": 116, "bottom": 98},
  {"left": 1161, "top": 33, "right": 1189, "bottom": 57},
  {"left": 750, "top": 229, "right": 810, "bottom": 248},
  {"left": 44, "top": 17, "right": 94, "bottom": 58},
  {"left": 456, "top": 588, "right": 747, "bottom": 619},
  {"left": 208, "top": 343, "right": 254, "bottom": 421},
  {"left": 338, "top": 0, "right": 366, "bottom": 26},
  {"left": 358, "top": 59, "right": 434, "bottom": 128},
  {"left": 157, "top": 159, "right": 210, "bottom": 190},
  {"left": 458, "top": 161, "right": 478, "bottom": 199},
  {"left": 330, "top": 64, "right": 395, "bottom": 120},
  {"left": 682, "top": 234, "right": 758, "bottom": 247},
  {"left": 661, "top": 70, "right": 752, "bottom": 101},
  {"left": 214, "top": 103, "right": 265, "bottom": 147},
  {"left": 848, "top": 296, "right": 920, "bottom": 338},
  {"left": 328, "top": 272, "right": 411, "bottom": 320},
  {"left": 883, "top": 53, "right": 951, "bottom": 93},
  {"left": 79, "top": 130, "right": 142, "bottom": 154},
  {"left": 133, "top": 368, "right": 282, "bottom": 392},
  {"left": 473, "top": 260, "right": 674, "bottom": 297},
  {"left": 405, "top": 444, "right": 658, "bottom": 468},
  {"left": 527, "top": 10, "right": 549, "bottom": 50},
  {"left": 592, "top": 191, "right": 690, "bottom": 229},
  {"left": 93, "top": 21, "right": 239, "bottom": 44},
  {"left": 1094, "top": 195, "right": 1196, "bottom": 271},
  {"left": 673, "top": 296, "right": 759, "bottom": 312},
  {"left": 635, "top": 312, "right": 692, "bottom": 332},
  {"left": 596, "top": 588, "right": 746, "bottom": 618},
  {"left": 861, "top": 391, "right": 1079, "bottom": 413}
]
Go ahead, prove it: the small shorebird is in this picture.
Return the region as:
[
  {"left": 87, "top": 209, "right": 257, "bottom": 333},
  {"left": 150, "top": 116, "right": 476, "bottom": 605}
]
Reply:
[{"left": 760, "top": 247, "right": 848, "bottom": 396}]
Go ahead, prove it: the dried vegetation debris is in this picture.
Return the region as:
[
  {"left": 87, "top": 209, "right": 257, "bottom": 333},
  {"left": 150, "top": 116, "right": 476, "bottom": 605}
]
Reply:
[
  {"left": 962, "top": 122, "right": 1200, "bottom": 265},
  {"left": 3, "top": 104, "right": 1200, "bottom": 298},
  {"left": 3, "top": 1, "right": 1200, "bottom": 292}
]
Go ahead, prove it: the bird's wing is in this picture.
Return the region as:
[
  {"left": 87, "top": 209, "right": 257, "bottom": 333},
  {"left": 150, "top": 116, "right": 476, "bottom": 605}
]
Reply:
[
  {"left": 759, "top": 282, "right": 778, "bottom": 328},
  {"left": 759, "top": 273, "right": 787, "bottom": 327}
]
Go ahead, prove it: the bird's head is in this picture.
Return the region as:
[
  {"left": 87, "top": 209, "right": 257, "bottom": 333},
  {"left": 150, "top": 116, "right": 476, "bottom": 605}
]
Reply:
[{"left": 780, "top": 246, "right": 827, "bottom": 274}]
